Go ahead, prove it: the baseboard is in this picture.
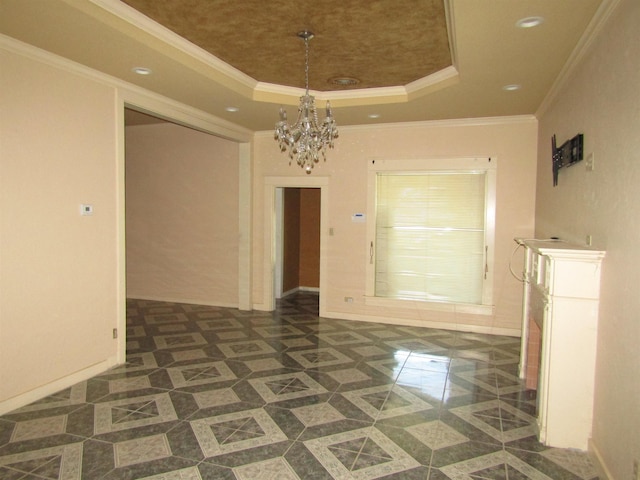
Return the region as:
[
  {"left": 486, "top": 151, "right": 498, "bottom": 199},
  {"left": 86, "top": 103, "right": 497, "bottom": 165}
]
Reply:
[
  {"left": 254, "top": 303, "right": 520, "bottom": 337},
  {"left": 0, "top": 357, "right": 119, "bottom": 416},
  {"left": 299, "top": 286, "right": 320, "bottom": 293},
  {"left": 127, "top": 294, "right": 238, "bottom": 309},
  {"left": 281, "top": 286, "right": 320, "bottom": 298},
  {"left": 252, "top": 302, "right": 270, "bottom": 312},
  {"left": 321, "top": 309, "right": 521, "bottom": 337},
  {"left": 589, "top": 438, "right": 613, "bottom": 480}
]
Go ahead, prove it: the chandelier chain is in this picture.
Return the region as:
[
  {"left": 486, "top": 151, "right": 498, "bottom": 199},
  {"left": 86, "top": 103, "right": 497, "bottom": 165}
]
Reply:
[{"left": 304, "top": 35, "right": 310, "bottom": 95}]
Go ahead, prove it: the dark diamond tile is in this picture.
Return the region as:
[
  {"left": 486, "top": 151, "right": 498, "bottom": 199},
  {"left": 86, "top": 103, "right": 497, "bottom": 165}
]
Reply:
[
  {"left": 199, "top": 439, "right": 293, "bottom": 468},
  {"left": 375, "top": 422, "right": 433, "bottom": 466},
  {"left": 284, "top": 441, "right": 335, "bottom": 480},
  {"left": 507, "top": 446, "right": 599, "bottom": 480},
  {"left": 435, "top": 410, "right": 503, "bottom": 446},
  {"left": 430, "top": 439, "right": 502, "bottom": 469},
  {"left": 2, "top": 454, "right": 64, "bottom": 479}
]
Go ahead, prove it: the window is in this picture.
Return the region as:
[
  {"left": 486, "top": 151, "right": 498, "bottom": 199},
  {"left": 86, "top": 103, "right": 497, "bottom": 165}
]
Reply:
[{"left": 366, "top": 158, "right": 495, "bottom": 313}]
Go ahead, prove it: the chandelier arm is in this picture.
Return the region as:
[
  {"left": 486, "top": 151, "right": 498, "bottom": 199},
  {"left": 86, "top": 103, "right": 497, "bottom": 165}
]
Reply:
[{"left": 273, "top": 30, "right": 338, "bottom": 174}]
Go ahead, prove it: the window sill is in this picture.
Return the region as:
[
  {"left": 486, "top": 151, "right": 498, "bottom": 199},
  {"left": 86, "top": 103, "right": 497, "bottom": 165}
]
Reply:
[{"left": 364, "top": 296, "right": 494, "bottom": 316}]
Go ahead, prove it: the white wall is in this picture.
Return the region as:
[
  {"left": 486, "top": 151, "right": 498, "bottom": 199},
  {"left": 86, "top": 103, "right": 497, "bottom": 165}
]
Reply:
[
  {"left": 0, "top": 47, "right": 120, "bottom": 411},
  {"left": 253, "top": 118, "right": 538, "bottom": 335},
  {"left": 535, "top": 0, "right": 640, "bottom": 476},
  {"left": 125, "top": 122, "right": 240, "bottom": 306}
]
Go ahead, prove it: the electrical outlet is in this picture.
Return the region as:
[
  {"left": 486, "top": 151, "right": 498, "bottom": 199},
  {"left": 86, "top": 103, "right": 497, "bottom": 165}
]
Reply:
[{"left": 586, "top": 235, "right": 592, "bottom": 246}]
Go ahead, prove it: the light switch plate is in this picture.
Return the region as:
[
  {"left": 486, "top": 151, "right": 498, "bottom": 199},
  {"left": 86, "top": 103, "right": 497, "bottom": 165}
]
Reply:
[{"left": 585, "top": 152, "right": 594, "bottom": 171}]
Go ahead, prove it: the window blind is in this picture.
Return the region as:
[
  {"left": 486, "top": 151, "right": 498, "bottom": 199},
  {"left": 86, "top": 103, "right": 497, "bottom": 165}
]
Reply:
[{"left": 375, "top": 172, "right": 486, "bottom": 304}]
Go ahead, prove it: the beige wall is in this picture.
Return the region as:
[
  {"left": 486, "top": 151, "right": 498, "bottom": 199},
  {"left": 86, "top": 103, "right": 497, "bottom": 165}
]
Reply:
[
  {"left": 125, "top": 122, "right": 240, "bottom": 306},
  {"left": 535, "top": 0, "right": 639, "bottom": 476},
  {"left": 0, "top": 49, "right": 119, "bottom": 409},
  {"left": 298, "top": 188, "right": 321, "bottom": 289},
  {"left": 282, "top": 188, "right": 301, "bottom": 292},
  {"left": 253, "top": 118, "right": 538, "bottom": 334}
]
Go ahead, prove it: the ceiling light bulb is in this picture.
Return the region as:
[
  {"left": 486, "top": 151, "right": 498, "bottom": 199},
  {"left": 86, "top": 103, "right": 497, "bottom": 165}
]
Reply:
[
  {"left": 368, "top": 113, "right": 381, "bottom": 119},
  {"left": 516, "top": 16, "right": 544, "bottom": 28},
  {"left": 225, "top": 106, "right": 239, "bottom": 112},
  {"left": 503, "top": 84, "right": 521, "bottom": 91}
]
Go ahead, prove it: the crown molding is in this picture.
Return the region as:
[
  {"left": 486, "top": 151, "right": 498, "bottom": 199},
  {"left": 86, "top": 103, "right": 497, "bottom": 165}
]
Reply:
[
  {"left": 406, "top": 66, "right": 459, "bottom": 100},
  {"left": 536, "top": 0, "right": 623, "bottom": 118},
  {"left": 253, "top": 65, "right": 459, "bottom": 107},
  {"left": 328, "top": 114, "right": 538, "bottom": 132},
  {"left": 252, "top": 82, "right": 409, "bottom": 107},
  {"left": 1, "top": 34, "right": 252, "bottom": 142},
  {"left": 254, "top": 114, "right": 537, "bottom": 137},
  {"left": 85, "top": 0, "right": 257, "bottom": 94}
]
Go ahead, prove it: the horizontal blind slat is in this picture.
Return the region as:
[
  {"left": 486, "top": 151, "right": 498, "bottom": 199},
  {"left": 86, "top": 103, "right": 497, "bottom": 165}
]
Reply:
[{"left": 375, "top": 172, "right": 486, "bottom": 304}]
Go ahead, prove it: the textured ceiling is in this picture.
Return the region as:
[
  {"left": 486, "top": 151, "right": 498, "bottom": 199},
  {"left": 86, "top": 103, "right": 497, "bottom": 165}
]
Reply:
[
  {"left": 121, "top": 0, "right": 452, "bottom": 91},
  {"left": 0, "top": 0, "right": 608, "bottom": 132}
]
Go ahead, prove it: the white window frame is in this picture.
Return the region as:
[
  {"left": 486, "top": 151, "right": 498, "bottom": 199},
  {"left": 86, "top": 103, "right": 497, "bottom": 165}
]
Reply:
[{"left": 365, "top": 157, "right": 496, "bottom": 315}]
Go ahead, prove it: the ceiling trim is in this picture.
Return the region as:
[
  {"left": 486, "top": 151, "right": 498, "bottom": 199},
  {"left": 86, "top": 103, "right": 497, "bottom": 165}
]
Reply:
[
  {"left": 536, "top": 0, "right": 621, "bottom": 118},
  {"left": 319, "top": 114, "right": 539, "bottom": 133},
  {"left": 85, "top": 0, "right": 459, "bottom": 108},
  {"left": 253, "top": 82, "right": 408, "bottom": 107},
  {"left": 443, "top": 0, "right": 458, "bottom": 71},
  {"left": 253, "top": 114, "right": 538, "bottom": 136},
  {"left": 84, "top": 0, "right": 258, "bottom": 92},
  {"left": 253, "top": 65, "right": 459, "bottom": 108},
  {"left": 406, "top": 66, "right": 459, "bottom": 100},
  {"left": 1, "top": 33, "right": 252, "bottom": 142}
]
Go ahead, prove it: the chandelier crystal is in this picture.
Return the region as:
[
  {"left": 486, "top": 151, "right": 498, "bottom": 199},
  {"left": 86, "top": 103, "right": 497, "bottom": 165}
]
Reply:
[{"left": 274, "top": 31, "right": 338, "bottom": 173}]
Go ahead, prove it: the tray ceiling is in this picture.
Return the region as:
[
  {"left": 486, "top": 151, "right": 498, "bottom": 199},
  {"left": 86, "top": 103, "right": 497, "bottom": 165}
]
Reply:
[{"left": 0, "top": 0, "right": 608, "bottom": 131}]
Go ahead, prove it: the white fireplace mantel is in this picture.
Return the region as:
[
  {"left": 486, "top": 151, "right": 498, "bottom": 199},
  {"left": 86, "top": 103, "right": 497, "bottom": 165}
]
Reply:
[{"left": 516, "top": 238, "right": 605, "bottom": 450}]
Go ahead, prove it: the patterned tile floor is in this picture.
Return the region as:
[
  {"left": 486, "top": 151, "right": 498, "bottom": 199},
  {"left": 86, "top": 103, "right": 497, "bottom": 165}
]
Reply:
[{"left": 0, "top": 293, "right": 599, "bottom": 479}]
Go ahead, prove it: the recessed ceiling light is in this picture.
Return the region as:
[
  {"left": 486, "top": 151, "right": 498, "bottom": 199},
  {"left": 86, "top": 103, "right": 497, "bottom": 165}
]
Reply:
[
  {"left": 503, "top": 84, "right": 522, "bottom": 91},
  {"left": 516, "top": 16, "right": 544, "bottom": 28},
  {"left": 368, "top": 113, "right": 381, "bottom": 119},
  {"left": 225, "top": 106, "right": 239, "bottom": 112},
  {"left": 132, "top": 67, "right": 152, "bottom": 75}
]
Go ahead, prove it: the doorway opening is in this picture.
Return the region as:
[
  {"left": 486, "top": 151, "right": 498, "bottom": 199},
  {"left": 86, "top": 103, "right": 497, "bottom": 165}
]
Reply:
[
  {"left": 124, "top": 108, "right": 241, "bottom": 307},
  {"left": 275, "top": 187, "right": 321, "bottom": 301},
  {"left": 118, "top": 102, "right": 251, "bottom": 364},
  {"left": 263, "top": 176, "right": 329, "bottom": 316}
]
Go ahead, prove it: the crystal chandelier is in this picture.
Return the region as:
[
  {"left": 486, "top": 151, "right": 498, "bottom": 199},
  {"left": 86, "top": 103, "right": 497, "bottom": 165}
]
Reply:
[{"left": 274, "top": 31, "right": 338, "bottom": 173}]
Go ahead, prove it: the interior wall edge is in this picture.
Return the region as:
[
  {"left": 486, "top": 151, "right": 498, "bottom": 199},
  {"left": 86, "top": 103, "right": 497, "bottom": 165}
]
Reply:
[
  {"left": 588, "top": 438, "right": 613, "bottom": 480},
  {"left": 0, "top": 357, "right": 118, "bottom": 416}
]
